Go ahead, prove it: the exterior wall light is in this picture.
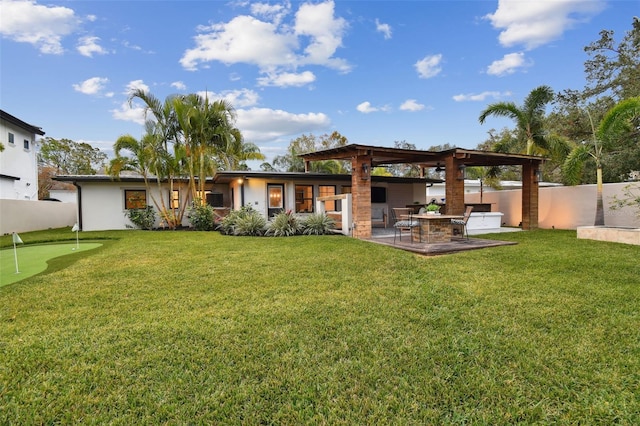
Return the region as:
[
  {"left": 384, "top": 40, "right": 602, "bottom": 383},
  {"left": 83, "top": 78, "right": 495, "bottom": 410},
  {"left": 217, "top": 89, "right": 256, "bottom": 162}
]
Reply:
[
  {"left": 362, "top": 163, "right": 370, "bottom": 180},
  {"left": 535, "top": 169, "right": 542, "bottom": 183},
  {"left": 457, "top": 164, "right": 466, "bottom": 180}
]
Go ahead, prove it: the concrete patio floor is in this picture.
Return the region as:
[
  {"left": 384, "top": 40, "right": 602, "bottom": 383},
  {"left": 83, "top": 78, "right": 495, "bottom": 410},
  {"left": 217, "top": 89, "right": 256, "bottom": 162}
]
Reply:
[{"left": 367, "top": 227, "right": 520, "bottom": 256}]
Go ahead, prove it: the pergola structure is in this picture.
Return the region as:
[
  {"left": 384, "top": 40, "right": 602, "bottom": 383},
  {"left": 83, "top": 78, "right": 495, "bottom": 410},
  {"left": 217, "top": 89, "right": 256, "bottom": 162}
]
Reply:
[{"left": 299, "top": 144, "right": 545, "bottom": 239}]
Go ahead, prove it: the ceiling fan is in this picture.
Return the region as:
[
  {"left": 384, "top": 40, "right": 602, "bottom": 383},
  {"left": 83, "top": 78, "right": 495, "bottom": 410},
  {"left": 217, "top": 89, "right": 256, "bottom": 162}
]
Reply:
[{"left": 434, "top": 163, "right": 444, "bottom": 172}]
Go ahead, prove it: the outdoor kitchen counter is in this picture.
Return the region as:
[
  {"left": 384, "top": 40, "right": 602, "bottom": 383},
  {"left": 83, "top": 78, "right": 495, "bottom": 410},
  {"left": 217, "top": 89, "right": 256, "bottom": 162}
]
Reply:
[{"left": 411, "top": 214, "right": 464, "bottom": 243}]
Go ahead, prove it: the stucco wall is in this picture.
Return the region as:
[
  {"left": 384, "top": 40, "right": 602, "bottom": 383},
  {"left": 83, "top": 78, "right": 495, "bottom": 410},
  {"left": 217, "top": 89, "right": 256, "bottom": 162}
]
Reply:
[
  {"left": 78, "top": 181, "right": 193, "bottom": 231},
  {"left": 0, "top": 199, "right": 76, "bottom": 234},
  {"left": 0, "top": 118, "right": 39, "bottom": 200},
  {"left": 465, "top": 182, "right": 640, "bottom": 229}
]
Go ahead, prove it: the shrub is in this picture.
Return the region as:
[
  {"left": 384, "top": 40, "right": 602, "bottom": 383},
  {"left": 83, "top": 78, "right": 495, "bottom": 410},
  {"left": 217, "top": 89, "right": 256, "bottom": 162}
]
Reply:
[
  {"left": 188, "top": 202, "right": 215, "bottom": 231},
  {"left": 301, "top": 213, "right": 335, "bottom": 235},
  {"left": 218, "top": 206, "right": 266, "bottom": 236},
  {"left": 266, "top": 210, "right": 301, "bottom": 237},
  {"left": 125, "top": 206, "right": 156, "bottom": 230}
]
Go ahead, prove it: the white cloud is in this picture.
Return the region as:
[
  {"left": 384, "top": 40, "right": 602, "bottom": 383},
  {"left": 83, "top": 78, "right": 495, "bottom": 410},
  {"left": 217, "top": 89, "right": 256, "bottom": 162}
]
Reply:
[
  {"left": 294, "top": 1, "right": 349, "bottom": 71},
  {"left": 0, "top": 0, "right": 80, "bottom": 54},
  {"left": 180, "top": 0, "right": 350, "bottom": 79},
  {"left": 399, "top": 99, "right": 425, "bottom": 112},
  {"left": 375, "top": 19, "right": 392, "bottom": 39},
  {"left": 485, "top": 0, "right": 605, "bottom": 49},
  {"left": 415, "top": 54, "right": 443, "bottom": 79},
  {"left": 251, "top": 1, "right": 290, "bottom": 25},
  {"left": 257, "top": 71, "right": 316, "bottom": 87},
  {"left": 487, "top": 52, "right": 530, "bottom": 76},
  {"left": 124, "top": 80, "right": 150, "bottom": 95},
  {"left": 111, "top": 101, "right": 146, "bottom": 125},
  {"left": 171, "top": 81, "right": 187, "bottom": 91},
  {"left": 72, "top": 77, "right": 109, "bottom": 95},
  {"left": 356, "top": 101, "right": 390, "bottom": 114},
  {"left": 180, "top": 15, "right": 297, "bottom": 71},
  {"left": 77, "top": 35, "right": 107, "bottom": 57},
  {"left": 237, "top": 108, "right": 330, "bottom": 142},
  {"left": 452, "top": 91, "right": 512, "bottom": 102},
  {"left": 199, "top": 89, "right": 260, "bottom": 108}
]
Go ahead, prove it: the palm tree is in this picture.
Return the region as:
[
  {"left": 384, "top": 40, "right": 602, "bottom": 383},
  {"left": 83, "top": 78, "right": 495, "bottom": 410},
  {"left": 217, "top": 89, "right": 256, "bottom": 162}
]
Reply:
[
  {"left": 479, "top": 85, "right": 555, "bottom": 155},
  {"left": 108, "top": 131, "right": 183, "bottom": 228},
  {"left": 562, "top": 97, "right": 640, "bottom": 225}
]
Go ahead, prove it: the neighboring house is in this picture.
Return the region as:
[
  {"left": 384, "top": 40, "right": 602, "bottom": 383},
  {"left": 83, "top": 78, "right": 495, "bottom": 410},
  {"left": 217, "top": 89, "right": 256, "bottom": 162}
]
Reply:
[
  {"left": 0, "top": 110, "right": 45, "bottom": 200},
  {"left": 55, "top": 171, "right": 437, "bottom": 231}
]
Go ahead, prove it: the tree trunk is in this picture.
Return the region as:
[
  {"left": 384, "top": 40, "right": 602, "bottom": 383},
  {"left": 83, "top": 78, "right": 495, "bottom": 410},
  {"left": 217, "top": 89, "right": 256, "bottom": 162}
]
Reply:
[{"left": 595, "top": 166, "right": 605, "bottom": 226}]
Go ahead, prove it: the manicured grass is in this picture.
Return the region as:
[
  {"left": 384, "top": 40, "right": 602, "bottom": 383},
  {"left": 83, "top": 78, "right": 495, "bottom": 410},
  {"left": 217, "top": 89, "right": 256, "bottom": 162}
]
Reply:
[{"left": 1, "top": 229, "right": 638, "bottom": 423}]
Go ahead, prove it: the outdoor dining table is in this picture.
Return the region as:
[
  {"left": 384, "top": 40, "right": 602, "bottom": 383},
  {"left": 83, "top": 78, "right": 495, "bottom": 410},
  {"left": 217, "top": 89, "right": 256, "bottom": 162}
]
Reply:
[{"left": 410, "top": 214, "right": 464, "bottom": 243}]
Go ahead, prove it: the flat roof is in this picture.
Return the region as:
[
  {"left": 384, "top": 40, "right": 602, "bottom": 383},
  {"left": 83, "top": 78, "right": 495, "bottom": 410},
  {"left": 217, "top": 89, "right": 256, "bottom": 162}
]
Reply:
[{"left": 298, "top": 144, "right": 545, "bottom": 167}]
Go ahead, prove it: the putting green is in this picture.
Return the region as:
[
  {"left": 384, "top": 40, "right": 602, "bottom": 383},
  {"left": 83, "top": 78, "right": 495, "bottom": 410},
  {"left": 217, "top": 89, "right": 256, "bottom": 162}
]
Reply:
[{"left": 0, "top": 243, "right": 102, "bottom": 287}]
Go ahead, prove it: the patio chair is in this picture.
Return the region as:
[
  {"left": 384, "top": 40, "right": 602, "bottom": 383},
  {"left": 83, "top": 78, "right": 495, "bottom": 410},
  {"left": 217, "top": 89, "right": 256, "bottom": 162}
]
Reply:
[
  {"left": 451, "top": 206, "right": 474, "bottom": 240},
  {"left": 392, "top": 208, "right": 419, "bottom": 244}
]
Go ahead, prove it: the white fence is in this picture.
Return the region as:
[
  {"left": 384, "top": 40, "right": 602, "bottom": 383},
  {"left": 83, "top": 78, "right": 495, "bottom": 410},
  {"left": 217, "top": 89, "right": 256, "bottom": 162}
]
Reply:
[
  {"left": 465, "top": 182, "right": 640, "bottom": 229},
  {"left": 0, "top": 199, "right": 76, "bottom": 234}
]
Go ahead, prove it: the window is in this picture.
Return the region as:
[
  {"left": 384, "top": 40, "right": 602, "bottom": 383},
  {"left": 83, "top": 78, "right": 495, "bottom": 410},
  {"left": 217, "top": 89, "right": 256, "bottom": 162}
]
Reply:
[
  {"left": 170, "top": 190, "right": 180, "bottom": 209},
  {"left": 295, "top": 185, "right": 314, "bottom": 213},
  {"left": 124, "top": 190, "right": 147, "bottom": 209},
  {"left": 8, "top": 133, "right": 14, "bottom": 145},
  {"left": 24, "top": 139, "right": 30, "bottom": 150},
  {"left": 206, "top": 192, "right": 224, "bottom": 207},
  {"left": 319, "top": 185, "right": 336, "bottom": 211}
]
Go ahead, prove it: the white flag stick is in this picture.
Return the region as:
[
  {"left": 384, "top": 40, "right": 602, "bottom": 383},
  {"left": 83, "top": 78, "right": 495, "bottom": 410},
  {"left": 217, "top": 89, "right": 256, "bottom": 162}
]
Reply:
[
  {"left": 71, "top": 223, "right": 79, "bottom": 250},
  {"left": 12, "top": 232, "right": 23, "bottom": 274}
]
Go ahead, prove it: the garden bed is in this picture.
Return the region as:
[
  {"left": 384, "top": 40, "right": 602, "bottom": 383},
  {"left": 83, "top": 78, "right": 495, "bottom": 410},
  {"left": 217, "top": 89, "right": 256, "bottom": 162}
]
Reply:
[{"left": 577, "top": 225, "right": 640, "bottom": 245}]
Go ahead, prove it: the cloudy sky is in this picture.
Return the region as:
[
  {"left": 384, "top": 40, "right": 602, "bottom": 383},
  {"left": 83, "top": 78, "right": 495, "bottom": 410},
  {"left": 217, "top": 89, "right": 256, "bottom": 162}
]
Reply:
[{"left": 0, "top": 0, "right": 636, "bottom": 164}]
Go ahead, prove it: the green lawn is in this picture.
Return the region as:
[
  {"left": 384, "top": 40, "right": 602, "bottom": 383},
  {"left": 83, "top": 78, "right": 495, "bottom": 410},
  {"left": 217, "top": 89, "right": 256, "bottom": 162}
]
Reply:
[{"left": 1, "top": 229, "right": 638, "bottom": 423}]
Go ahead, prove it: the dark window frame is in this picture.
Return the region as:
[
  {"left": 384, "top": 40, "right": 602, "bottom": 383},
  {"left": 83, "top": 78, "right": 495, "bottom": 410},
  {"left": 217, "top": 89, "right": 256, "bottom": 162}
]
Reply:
[
  {"left": 124, "top": 189, "right": 147, "bottom": 210},
  {"left": 294, "top": 184, "right": 314, "bottom": 213}
]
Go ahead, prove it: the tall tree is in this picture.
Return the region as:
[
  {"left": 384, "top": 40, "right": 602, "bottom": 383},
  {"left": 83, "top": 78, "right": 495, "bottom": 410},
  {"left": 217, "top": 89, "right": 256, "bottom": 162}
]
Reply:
[
  {"left": 272, "top": 132, "right": 349, "bottom": 173},
  {"left": 38, "top": 137, "right": 107, "bottom": 174},
  {"left": 582, "top": 17, "right": 640, "bottom": 102},
  {"left": 562, "top": 97, "right": 640, "bottom": 225},
  {"left": 553, "top": 18, "right": 640, "bottom": 183},
  {"left": 479, "top": 85, "right": 557, "bottom": 156}
]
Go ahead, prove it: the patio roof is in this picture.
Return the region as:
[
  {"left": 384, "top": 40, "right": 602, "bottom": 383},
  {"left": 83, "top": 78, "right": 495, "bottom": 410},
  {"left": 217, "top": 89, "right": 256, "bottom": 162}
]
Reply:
[
  {"left": 298, "top": 144, "right": 544, "bottom": 168},
  {"left": 211, "top": 170, "right": 442, "bottom": 184}
]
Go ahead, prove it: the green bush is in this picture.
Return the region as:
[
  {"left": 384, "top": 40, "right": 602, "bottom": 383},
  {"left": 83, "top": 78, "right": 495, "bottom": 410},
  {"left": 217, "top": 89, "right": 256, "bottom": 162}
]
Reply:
[
  {"left": 218, "top": 206, "right": 266, "bottom": 236},
  {"left": 266, "top": 210, "right": 302, "bottom": 237},
  {"left": 125, "top": 206, "right": 156, "bottom": 230},
  {"left": 301, "top": 213, "right": 335, "bottom": 235},
  {"left": 188, "top": 202, "right": 215, "bottom": 231}
]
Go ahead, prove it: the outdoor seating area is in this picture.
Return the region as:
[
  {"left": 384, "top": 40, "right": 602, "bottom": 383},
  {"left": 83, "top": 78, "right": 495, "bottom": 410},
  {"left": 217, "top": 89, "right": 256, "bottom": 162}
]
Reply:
[{"left": 369, "top": 226, "right": 519, "bottom": 255}]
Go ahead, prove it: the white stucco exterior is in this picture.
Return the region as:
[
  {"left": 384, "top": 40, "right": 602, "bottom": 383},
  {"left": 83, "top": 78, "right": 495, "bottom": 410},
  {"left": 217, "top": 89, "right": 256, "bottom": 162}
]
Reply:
[{"left": 0, "top": 110, "right": 44, "bottom": 200}]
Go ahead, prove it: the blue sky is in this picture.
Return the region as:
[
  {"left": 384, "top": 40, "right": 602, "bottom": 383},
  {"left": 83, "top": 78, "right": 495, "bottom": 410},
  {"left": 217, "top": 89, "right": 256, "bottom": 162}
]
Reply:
[{"left": 1, "top": 0, "right": 637, "bottom": 166}]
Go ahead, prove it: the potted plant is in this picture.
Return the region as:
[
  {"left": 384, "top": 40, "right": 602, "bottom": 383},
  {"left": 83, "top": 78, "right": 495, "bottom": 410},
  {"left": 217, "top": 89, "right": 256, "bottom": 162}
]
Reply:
[{"left": 426, "top": 204, "right": 441, "bottom": 215}]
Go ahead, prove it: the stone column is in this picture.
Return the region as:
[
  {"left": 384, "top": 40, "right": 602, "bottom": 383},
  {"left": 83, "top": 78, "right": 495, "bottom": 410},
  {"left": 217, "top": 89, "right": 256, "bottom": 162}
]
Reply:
[
  {"left": 352, "top": 155, "right": 372, "bottom": 239},
  {"left": 522, "top": 162, "right": 539, "bottom": 230},
  {"left": 444, "top": 156, "right": 465, "bottom": 215}
]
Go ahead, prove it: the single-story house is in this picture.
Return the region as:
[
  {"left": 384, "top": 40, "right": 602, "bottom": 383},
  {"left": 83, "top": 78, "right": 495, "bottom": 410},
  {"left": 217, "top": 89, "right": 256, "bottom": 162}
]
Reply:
[{"left": 55, "top": 171, "right": 440, "bottom": 232}]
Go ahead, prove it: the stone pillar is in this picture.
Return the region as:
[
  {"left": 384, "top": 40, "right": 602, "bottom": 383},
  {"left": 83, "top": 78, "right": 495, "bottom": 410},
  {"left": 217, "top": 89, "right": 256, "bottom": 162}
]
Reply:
[
  {"left": 444, "top": 156, "right": 465, "bottom": 215},
  {"left": 522, "top": 162, "right": 539, "bottom": 230},
  {"left": 352, "top": 155, "right": 372, "bottom": 239}
]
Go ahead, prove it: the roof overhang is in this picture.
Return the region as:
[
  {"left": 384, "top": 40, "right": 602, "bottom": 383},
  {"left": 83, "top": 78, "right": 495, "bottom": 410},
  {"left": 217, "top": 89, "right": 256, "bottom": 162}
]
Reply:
[
  {"left": 212, "top": 170, "right": 441, "bottom": 184},
  {"left": 298, "top": 144, "right": 545, "bottom": 168},
  {"left": 0, "top": 109, "right": 45, "bottom": 136}
]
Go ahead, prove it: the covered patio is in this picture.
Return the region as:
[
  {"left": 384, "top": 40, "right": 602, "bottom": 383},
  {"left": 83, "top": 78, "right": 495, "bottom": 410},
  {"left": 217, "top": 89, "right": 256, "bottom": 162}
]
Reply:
[
  {"left": 300, "top": 144, "right": 545, "bottom": 240},
  {"left": 368, "top": 226, "right": 519, "bottom": 256}
]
